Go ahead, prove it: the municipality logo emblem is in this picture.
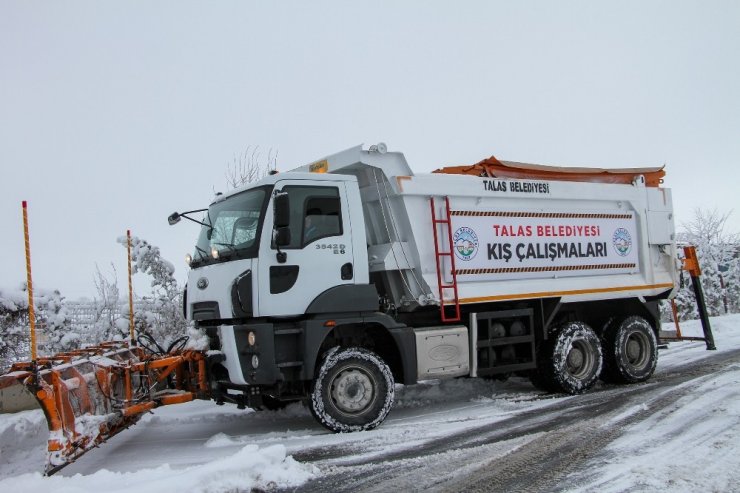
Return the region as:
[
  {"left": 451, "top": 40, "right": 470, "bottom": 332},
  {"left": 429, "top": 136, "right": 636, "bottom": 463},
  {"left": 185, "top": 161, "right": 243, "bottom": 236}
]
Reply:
[
  {"left": 612, "top": 228, "right": 632, "bottom": 257},
  {"left": 453, "top": 227, "right": 479, "bottom": 261}
]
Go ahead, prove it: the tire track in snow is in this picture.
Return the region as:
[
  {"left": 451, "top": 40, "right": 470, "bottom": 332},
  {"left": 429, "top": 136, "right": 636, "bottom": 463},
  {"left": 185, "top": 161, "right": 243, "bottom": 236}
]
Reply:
[
  {"left": 292, "top": 348, "right": 740, "bottom": 493},
  {"left": 453, "top": 352, "right": 740, "bottom": 493}
]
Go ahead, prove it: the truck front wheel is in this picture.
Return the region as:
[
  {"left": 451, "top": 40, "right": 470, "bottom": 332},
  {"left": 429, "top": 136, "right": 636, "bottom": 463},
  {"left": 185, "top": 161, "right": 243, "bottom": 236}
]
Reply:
[
  {"left": 533, "top": 322, "right": 603, "bottom": 394},
  {"left": 601, "top": 316, "right": 658, "bottom": 384},
  {"left": 310, "top": 347, "right": 395, "bottom": 433}
]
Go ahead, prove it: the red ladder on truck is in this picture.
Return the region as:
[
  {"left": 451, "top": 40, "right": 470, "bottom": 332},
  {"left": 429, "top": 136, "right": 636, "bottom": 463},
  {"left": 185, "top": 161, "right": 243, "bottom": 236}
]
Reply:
[{"left": 430, "top": 196, "right": 461, "bottom": 322}]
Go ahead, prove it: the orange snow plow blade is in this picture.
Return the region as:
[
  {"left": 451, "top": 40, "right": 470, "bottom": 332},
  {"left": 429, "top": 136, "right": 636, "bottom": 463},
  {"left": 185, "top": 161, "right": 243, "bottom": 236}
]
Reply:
[{"left": 0, "top": 341, "right": 209, "bottom": 475}]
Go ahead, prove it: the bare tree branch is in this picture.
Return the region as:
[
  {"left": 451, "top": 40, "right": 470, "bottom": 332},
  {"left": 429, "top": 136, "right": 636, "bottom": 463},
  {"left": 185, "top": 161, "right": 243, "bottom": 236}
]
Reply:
[{"left": 225, "top": 145, "right": 278, "bottom": 190}]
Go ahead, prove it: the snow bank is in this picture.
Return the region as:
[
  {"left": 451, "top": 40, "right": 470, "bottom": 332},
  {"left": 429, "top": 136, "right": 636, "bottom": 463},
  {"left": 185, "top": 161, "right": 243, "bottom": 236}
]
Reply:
[
  {"left": 0, "top": 409, "right": 46, "bottom": 476},
  {"left": 0, "top": 443, "right": 317, "bottom": 493},
  {"left": 661, "top": 312, "right": 740, "bottom": 342},
  {"left": 394, "top": 374, "right": 541, "bottom": 410},
  {"left": 660, "top": 313, "right": 740, "bottom": 370},
  {"left": 394, "top": 377, "right": 502, "bottom": 408},
  {"left": 0, "top": 409, "right": 44, "bottom": 436},
  {"left": 204, "top": 432, "right": 242, "bottom": 448}
]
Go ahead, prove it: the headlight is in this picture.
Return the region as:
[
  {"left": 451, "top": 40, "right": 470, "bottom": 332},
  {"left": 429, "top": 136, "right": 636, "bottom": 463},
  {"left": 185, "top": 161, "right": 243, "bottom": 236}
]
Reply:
[
  {"left": 251, "top": 355, "right": 259, "bottom": 368},
  {"left": 185, "top": 253, "right": 192, "bottom": 266},
  {"left": 211, "top": 247, "right": 219, "bottom": 259},
  {"left": 247, "top": 331, "right": 256, "bottom": 346}
]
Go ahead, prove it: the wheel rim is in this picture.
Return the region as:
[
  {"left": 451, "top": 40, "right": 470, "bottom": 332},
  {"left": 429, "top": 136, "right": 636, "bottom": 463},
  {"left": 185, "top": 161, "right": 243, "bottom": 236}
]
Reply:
[
  {"left": 566, "top": 339, "right": 595, "bottom": 379},
  {"left": 330, "top": 367, "right": 375, "bottom": 414},
  {"left": 624, "top": 331, "right": 650, "bottom": 369}
]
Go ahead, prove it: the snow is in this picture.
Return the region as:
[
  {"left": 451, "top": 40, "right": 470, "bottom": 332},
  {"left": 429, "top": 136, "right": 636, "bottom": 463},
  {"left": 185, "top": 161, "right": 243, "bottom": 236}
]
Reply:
[
  {"left": 0, "top": 287, "right": 27, "bottom": 312},
  {"left": 0, "top": 315, "right": 738, "bottom": 492},
  {"left": 3, "top": 444, "right": 316, "bottom": 493},
  {"left": 566, "top": 314, "right": 740, "bottom": 492},
  {"left": 569, "top": 368, "right": 740, "bottom": 493},
  {"left": 187, "top": 328, "right": 211, "bottom": 351},
  {"left": 0, "top": 410, "right": 47, "bottom": 476}
]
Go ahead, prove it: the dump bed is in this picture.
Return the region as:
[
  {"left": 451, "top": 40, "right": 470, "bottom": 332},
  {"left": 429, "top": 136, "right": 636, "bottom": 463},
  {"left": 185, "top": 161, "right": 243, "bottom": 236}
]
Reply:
[
  {"left": 396, "top": 170, "right": 677, "bottom": 307},
  {"left": 294, "top": 145, "right": 678, "bottom": 311}
]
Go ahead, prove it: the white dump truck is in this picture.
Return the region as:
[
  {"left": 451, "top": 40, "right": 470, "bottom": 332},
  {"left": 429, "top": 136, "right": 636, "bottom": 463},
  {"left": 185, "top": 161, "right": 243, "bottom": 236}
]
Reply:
[{"left": 173, "top": 143, "right": 677, "bottom": 432}]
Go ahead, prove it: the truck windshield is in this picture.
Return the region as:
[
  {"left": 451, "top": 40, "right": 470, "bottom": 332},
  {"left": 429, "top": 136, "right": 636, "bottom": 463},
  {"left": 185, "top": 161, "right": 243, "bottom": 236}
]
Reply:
[{"left": 192, "top": 186, "right": 271, "bottom": 266}]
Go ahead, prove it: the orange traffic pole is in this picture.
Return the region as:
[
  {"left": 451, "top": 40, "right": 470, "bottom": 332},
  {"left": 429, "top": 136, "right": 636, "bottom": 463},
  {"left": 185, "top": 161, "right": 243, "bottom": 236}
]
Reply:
[
  {"left": 127, "top": 230, "right": 135, "bottom": 346},
  {"left": 22, "top": 201, "right": 38, "bottom": 361}
]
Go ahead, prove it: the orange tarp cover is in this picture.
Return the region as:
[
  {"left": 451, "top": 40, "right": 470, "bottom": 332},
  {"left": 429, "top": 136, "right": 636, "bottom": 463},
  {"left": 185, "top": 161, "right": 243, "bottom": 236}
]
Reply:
[{"left": 434, "top": 155, "right": 665, "bottom": 187}]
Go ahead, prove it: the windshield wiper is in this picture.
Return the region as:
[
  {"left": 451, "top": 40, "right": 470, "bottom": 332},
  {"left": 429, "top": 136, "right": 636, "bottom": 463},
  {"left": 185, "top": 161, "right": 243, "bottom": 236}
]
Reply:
[{"left": 193, "top": 245, "right": 209, "bottom": 263}]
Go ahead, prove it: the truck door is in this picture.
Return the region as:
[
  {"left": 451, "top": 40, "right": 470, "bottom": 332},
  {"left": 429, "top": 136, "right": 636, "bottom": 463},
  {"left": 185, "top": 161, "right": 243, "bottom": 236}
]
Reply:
[{"left": 256, "top": 180, "right": 355, "bottom": 317}]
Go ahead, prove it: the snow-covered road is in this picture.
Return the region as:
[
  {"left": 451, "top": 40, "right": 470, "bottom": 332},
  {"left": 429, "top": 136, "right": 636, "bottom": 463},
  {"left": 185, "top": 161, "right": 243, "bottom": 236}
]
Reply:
[{"left": 1, "top": 315, "right": 738, "bottom": 492}]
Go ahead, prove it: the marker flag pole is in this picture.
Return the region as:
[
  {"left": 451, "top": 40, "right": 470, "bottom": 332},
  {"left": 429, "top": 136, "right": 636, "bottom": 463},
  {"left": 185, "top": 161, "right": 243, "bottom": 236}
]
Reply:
[
  {"left": 22, "top": 201, "right": 37, "bottom": 361},
  {"left": 127, "top": 230, "right": 135, "bottom": 346}
]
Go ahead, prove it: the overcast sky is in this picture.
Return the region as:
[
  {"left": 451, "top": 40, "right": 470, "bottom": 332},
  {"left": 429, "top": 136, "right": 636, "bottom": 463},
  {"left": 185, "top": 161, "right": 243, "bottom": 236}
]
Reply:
[{"left": 1, "top": 1, "right": 738, "bottom": 299}]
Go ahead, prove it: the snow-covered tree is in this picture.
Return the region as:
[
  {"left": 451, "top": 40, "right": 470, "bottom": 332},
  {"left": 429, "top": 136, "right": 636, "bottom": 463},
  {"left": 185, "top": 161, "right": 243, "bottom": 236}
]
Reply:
[
  {"left": 0, "top": 287, "right": 30, "bottom": 370},
  {"left": 89, "top": 264, "right": 127, "bottom": 341},
  {"left": 36, "top": 288, "right": 75, "bottom": 353},
  {"left": 670, "top": 274, "right": 698, "bottom": 322},
  {"left": 672, "top": 208, "right": 740, "bottom": 321},
  {"left": 117, "top": 235, "right": 188, "bottom": 349},
  {"left": 0, "top": 285, "right": 74, "bottom": 371},
  {"left": 725, "top": 251, "right": 740, "bottom": 313}
]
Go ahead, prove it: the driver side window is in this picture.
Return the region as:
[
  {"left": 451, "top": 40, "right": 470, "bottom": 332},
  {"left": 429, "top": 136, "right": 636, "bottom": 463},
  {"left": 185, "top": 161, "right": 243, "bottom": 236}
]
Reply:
[{"left": 279, "top": 185, "right": 342, "bottom": 249}]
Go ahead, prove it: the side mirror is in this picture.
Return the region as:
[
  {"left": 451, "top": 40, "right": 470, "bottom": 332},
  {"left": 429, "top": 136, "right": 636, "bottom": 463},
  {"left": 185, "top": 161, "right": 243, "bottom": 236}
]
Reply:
[
  {"left": 274, "top": 227, "right": 291, "bottom": 247},
  {"left": 274, "top": 192, "right": 290, "bottom": 228},
  {"left": 168, "top": 212, "right": 181, "bottom": 226}
]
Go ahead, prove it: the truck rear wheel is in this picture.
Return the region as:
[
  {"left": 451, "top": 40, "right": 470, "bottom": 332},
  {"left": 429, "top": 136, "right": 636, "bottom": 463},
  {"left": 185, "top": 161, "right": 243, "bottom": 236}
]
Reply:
[
  {"left": 533, "top": 322, "right": 602, "bottom": 394},
  {"left": 310, "top": 347, "right": 394, "bottom": 433},
  {"left": 601, "top": 316, "right": 658, "bottom": 384}
]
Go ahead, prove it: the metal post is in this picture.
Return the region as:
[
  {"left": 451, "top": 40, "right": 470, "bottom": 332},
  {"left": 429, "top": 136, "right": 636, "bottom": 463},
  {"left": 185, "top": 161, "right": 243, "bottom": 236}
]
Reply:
[
  {"left": 683, "top": 246, "right": 717, "bottom": 350},
  {"left": 690, "top": 273, "right": 717, "bottom": 350},
  {"left": 22, "top": 201, "right": 38, "bottom": 361},
  {"left": 127, "top": 230, "right": 135, "bottom": 346}
]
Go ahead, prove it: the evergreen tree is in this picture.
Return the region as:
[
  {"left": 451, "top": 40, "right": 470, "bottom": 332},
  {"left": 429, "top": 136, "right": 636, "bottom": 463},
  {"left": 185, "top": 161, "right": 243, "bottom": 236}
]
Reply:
[
  {"left": 676, "top": 208, "right": 739, "bottom": 320},
  {"left": 0, "top": 285, "right": 73, "bottom": 370},
  {"left": 724, "top": 248, "right": 740, "bottom": 313}
]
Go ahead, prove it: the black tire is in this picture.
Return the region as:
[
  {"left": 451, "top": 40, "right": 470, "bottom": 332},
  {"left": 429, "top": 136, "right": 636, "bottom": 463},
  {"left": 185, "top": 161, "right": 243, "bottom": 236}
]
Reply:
[
  {"left": 601, "top": 316, "right": 658, "bottom": 384},
  {"left": 310, "top": 347, "right": 394, "bottom": 433},
  {"left": 533, "top": 322, "right": 603, "bottom": 395}
]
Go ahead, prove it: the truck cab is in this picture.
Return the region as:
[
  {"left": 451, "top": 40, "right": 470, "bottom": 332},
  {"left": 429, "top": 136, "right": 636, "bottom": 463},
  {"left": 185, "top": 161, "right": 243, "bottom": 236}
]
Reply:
[{"left": 186, "top": 172, "right": 370, "bottom": 321}]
